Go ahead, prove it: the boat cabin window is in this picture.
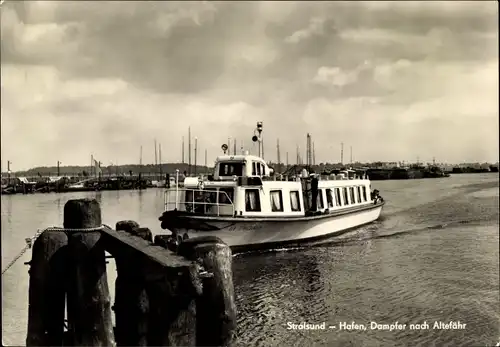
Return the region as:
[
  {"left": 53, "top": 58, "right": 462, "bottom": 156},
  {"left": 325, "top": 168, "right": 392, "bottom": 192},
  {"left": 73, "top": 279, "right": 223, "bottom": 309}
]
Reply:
[
  {"left": 251, "top": 162, "right": 266, "bottom": 176},
  {"left": 245, "top": 189, "right": 261, "bottom": 212},
  {"left": 290, "top": 191, "right": 301, "bottom": 211},
  {"left": 349, "top": 187, "right": 355, "bottom": 204},
  {"left": 362, "top": 187, "right": 367, "bottom": 201},
  {"left": 270, "top": 190, "right": 284, "bottom": 212},
  {"left": 326, "top": 189, "right": 334, "bottom": 207},
  {"left": 317, "top": 189, "right": 324, "bottom": 209},
  {"left": 218, "top": 187, "right": 234, "bottom": 204},
  {"left": 357, "top": 186, "right": 362, "bottom": 203},
  {"left": 334, "top": 188, "right": 342, "bottom": 206},
  {"left": 343, "top": 188, "right": 349, "bottom": 205},
  {"left": 219, "top": 162, "right": 244, "bottom": 177}
]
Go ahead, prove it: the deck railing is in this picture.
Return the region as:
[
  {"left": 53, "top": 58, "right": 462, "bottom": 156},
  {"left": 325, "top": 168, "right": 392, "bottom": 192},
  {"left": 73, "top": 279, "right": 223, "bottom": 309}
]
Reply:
[{"left": 164, "top": 188, "right": 235, "bottom": 217}]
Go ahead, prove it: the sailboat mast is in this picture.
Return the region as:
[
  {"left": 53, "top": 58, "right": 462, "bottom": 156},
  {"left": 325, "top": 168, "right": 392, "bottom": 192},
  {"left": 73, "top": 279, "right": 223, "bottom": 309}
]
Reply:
[
  {"left": 340, "top": 142, "right": 344, "bottom": 165},
  {"left": 261, "top": 135, "right": 265, "bottom": 160},
  {"left": 182, "top": 136, "right": 185, "bottom": 164},
  {"left": 188, "top": 127, "right": 191, "bottom": 175},
  {"left": 140, "top": 145, "right": 143, "bottom": 167},
  {"left": 159, "top": 143, "right": 162, "bottom": 179},
  {"left": 277, "top": 139, "right": 281, "bottom": 173},
  {"left": 313, "top": 142, "right": 316, "bottom": 166},
  {"left": 194, "top": 137, "right": 198, "bottom": 176},
  {"left": 154, "top": 139, "right": 158, "bottom": 180}
]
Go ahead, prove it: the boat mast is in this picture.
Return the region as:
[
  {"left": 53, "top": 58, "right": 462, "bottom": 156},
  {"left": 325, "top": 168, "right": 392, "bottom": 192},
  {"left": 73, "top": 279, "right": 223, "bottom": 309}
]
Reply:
[
  {"left": 313, "top": 142, "right": 316, "bottom": 166},
  {"left": 188, "top": 127, "right": 191, "bottom": 175},
  {"left": 340, "top": 142, "right": 344, "bottom": 165},
  {"left": 253, "top": 122, "right": 263, "bottom": 158},
  {"left": 159, "top": 143, "right": 162, "bottom": 179},
  {"left": 306, "top": 133, "right": 312, "bottom": 167},
  {"left": 277, "top": 138, "right": 281, "bottom": 173},
  {"left": 194, "top": 137, "right": 198, "bottom": 176},
  {"left": 182, "top": 136, "right": 185, "bottom": 164},
  {"left": 154, "top": 139, "right": 158, "bottom": 180},
  {"left": 140, "top": 145, "right": 143, "bottom": 171}
]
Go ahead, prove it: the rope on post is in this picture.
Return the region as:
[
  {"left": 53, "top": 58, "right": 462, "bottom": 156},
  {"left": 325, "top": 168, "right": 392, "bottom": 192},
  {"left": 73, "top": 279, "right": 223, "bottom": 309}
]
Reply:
[{"left": 1, "top": 225, "right": 111, "bottom": 275}]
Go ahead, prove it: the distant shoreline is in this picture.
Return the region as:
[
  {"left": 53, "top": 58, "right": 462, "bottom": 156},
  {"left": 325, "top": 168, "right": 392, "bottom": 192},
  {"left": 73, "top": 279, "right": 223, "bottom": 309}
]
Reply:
[{"left": 1, "top": 161, "right": 498, "bottom": 177}]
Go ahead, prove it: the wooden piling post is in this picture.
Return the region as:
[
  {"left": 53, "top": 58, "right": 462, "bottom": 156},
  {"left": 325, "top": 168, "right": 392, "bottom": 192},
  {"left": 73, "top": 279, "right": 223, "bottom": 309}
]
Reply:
[
  {"left": 113, "top": 220, "right": 151, "bottom": 346},
  {"left": 178, "top": 236, "right": 237, "bottom": 347},
  {"left": 64, "top": 199, "right": 115, "bottom": 347},
  {"left": 26, "top": 230, "right": 68, "bottom": 346}
]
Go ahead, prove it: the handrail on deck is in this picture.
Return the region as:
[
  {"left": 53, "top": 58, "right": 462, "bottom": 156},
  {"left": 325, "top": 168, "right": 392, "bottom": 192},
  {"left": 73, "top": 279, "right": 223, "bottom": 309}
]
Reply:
[{"left": 164, "top": 188, "right": 235, "bottom": 217}]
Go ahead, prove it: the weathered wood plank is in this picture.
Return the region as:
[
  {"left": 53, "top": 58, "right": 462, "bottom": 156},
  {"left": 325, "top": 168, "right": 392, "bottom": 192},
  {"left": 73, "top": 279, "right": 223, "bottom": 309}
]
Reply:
[
  {"left": 147, "top": 237, "right": 201, "bottom": 347},
  {"left": 101, "top": 228, "right": 191, "bottom": 270}
]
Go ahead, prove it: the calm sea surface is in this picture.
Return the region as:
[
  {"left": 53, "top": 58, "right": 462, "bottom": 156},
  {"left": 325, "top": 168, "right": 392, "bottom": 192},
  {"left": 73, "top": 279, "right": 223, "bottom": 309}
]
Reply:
[{"left": 2, "top": 174, "right": 499, "bottom": 346}]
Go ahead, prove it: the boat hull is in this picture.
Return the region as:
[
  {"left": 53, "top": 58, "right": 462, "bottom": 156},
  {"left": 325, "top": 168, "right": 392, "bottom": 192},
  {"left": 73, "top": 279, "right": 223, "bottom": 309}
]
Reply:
[{"left": 162, "top": 202, "right": 384, "bottom": 252}]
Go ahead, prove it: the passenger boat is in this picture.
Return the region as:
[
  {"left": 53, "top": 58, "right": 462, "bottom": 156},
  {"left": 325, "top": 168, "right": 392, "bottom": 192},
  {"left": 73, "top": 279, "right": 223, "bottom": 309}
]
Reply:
[{"left": 159, "top": 126, "right": 385, "bottom": 253}]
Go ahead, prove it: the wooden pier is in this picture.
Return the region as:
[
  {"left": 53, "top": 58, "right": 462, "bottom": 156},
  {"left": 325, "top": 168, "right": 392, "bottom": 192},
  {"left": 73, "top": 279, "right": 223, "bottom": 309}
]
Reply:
[{"left": 25, "top": 198, "right": 236, "bottom": 346}]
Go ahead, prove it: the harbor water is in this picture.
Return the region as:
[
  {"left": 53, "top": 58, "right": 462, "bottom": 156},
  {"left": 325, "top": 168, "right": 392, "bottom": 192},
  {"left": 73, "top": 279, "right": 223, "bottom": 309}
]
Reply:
[{"left": 2, "top": 174, "right": 499, "bottom": 346}]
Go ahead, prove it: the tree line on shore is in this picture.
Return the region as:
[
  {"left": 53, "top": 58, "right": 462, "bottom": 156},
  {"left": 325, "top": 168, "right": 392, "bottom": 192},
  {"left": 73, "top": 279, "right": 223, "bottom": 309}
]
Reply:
[{"left": 3, "top": 160, "right": 498, "bottom": 177}]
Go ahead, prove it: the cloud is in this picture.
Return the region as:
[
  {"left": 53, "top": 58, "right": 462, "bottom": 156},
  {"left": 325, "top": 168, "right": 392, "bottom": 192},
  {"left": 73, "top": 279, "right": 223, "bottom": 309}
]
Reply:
[
  {"left": 285, "top": 17, "right": 332, "bottom": 44},
  {"left": 313, "top": 60, "right": 372, "bottom": 87},
  {"left": 1, "top": 0, "right": 498, "bottom": 171}
]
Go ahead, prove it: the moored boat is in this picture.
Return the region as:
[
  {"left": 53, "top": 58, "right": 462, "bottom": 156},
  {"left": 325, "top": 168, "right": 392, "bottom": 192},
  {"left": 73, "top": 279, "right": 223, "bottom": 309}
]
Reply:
[{"left": 159, "top": 125, "right": 385, "bottom": 253}]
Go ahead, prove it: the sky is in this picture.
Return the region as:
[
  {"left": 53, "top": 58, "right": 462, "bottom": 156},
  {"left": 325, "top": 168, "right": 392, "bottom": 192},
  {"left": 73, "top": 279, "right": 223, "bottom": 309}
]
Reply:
[{"left": 1, "top": 1, "right": 498, "bottom": 171}]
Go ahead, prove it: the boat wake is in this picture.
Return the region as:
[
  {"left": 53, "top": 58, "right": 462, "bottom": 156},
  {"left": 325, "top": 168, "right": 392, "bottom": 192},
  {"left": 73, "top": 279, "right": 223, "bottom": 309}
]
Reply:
[
  {"left": 372, "top": 218, "right": 485, "bottom": 240},
  {"left": 232, "top": 217, "right": 487, "bottom": 257}
]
